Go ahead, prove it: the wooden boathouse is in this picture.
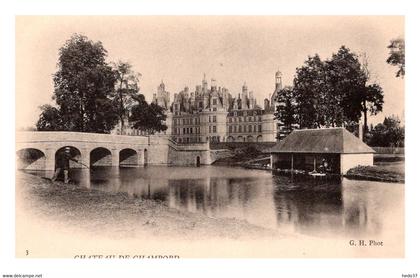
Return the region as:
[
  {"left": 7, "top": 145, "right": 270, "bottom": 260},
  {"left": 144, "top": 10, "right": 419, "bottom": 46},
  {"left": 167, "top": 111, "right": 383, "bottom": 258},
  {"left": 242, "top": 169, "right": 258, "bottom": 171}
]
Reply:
[{"left": 268, "top": 128, "right": 375, "bottom": 175}]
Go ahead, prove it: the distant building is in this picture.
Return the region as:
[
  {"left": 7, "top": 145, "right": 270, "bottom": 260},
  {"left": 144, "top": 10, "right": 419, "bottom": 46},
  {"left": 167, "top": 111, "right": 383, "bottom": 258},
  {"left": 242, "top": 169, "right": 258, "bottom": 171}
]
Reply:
[
  {"left": 167, "top": 73, "right": 278, "bottom": 143},
  {"left": 114, "top": 72, "right": 281, "bottom": 142},
  {"left": 268, "top": 127, "right": 375, "bottom": 174}
]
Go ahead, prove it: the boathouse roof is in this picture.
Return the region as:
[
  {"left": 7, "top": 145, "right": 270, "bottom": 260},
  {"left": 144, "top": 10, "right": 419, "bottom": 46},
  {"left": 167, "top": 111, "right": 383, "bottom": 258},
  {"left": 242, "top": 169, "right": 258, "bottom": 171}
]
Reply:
[{"left": 268, "top": 128, "right": 375, "bottom": 154}]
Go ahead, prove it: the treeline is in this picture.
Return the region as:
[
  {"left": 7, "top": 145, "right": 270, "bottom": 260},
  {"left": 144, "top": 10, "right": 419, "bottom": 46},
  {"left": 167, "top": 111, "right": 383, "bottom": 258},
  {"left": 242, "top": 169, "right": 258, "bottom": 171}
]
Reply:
[
  {"left": 36, "top": 34, "right": 167, "bottom": 134},
  {"left": 275, "top": 46, "right": 384, "bottom": 140},
  {"left": 367, "top": 115, "right": 404, "bottom": 147}
]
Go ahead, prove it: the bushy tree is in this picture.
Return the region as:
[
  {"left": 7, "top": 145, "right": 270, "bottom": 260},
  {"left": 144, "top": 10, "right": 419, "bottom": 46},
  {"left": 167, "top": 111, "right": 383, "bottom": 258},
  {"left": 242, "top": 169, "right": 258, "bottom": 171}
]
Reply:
[
  {"left": 275, "top": 46, "right": 384, "bottom": 139},
  {"left": 36, "top": 104, "right": 64, "bottom": 131},
  {"left": 129, "top": 94, "right": 167, "bottom": 134},
  {"left": 368, "top": 115, "right": 404, "bottom": 147},
  {"left": 38, "top": 34, "right": 119, "bottom": 133},
  {"left": 387, "top": 38, "right": 405, "bottom": 78},
  {"left": 293, "top": 55, "right": 326, "bottom": 128},
  {"left": 111, "top": 61, "right": 142, "bottom": 134},
  {"left": 274, "top": 86, "right": 297, "bottom": 131}
]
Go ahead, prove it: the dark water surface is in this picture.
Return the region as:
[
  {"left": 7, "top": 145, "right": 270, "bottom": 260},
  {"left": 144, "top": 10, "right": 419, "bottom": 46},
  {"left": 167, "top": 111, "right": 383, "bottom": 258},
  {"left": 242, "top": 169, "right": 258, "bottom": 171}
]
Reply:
[{"left": 24, "top": 166, "right": 404, "bottom": 238}]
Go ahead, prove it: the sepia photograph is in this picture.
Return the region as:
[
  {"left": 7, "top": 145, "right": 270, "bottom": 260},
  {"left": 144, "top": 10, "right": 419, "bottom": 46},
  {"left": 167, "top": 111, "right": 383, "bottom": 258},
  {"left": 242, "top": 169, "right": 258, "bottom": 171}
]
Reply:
[{"left": 15, "top": 15, "right": 405, "bottom": 258}]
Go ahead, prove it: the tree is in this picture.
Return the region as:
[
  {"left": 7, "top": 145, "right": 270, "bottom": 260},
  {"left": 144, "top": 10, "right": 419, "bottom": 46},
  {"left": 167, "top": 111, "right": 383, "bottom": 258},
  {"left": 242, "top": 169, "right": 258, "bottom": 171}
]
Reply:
[
  {"left": 129, "top": 94, "right": 167, "bottom": 134},
  {"left": 361, "top": 83, "right": 384, "bottom": 140},
  {"left": 111, "top": 61, "right": 142, "bottom": 134},
  {"left": 274, "top": 86, "right": 297, "bottom": 131},
  {"left": 293, "top": 55, "right": 327, "bottom": 128},
  {"left": 386, "top": 38, "right": 405, "bottom": 78},
  {"left": 326, "top": 46, "right": 368, "bottom": 127},
  {"left": 356, "top": 53, "right": 384, "bottom": 140},
  {"left": 278, "top": 46, "right": 383, "bottom": 138},
  {"left": 36, "top": 104, "right": 64, "bottom": 131},
  {"left": 51, "top": 34, "right": 118, "bottom": 133},
  {"left": 368, "top": 115, "right": 404, "bottom": 147}
]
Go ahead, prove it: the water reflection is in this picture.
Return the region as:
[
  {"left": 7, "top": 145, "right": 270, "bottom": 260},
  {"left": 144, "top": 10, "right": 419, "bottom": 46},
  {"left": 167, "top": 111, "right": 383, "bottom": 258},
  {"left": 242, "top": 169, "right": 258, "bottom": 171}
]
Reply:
[{"left": 23, "top": 166, "right": 403, "bottom": 238}]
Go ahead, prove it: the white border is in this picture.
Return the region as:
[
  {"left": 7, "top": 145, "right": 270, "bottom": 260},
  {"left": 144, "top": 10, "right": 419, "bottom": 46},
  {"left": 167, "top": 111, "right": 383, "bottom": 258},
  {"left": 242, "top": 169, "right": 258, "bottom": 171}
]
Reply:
[{"left": 2, "top": 0, "right": 419, "bottom": 277}]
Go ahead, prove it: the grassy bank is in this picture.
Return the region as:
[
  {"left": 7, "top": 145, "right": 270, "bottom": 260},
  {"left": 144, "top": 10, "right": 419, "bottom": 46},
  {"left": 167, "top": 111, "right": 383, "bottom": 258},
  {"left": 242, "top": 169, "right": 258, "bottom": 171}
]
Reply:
[
  {"left": 345, "top": 165, "right": 404, "bottom": 183},
  {"left": 212, "top": 145, "right": 268, "bottom": 166}
]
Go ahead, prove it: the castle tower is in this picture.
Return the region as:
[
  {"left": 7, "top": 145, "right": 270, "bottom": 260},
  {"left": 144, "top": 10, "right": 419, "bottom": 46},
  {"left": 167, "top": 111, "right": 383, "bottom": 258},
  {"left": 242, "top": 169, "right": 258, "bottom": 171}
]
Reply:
[
  {"left": 271, "top": 70, "right": 282, "bottom": 109},
  {"left": 210, "top": 78, "right": 217, "bottom": 91},
  {"left": 241, "top": 82, "right": 248, "bottom": 109},
  {"left": 202, "top": 73, "right": 208, "bottom": 93},
  {"left": 275, "top": 70, "right": 282, "bottom": 91}
]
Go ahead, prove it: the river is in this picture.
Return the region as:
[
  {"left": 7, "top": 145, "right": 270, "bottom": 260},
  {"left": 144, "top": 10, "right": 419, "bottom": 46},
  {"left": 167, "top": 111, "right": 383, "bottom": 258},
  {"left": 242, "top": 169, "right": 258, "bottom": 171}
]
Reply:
[{"left": 24, "top": 165, "right": 404, "bottom": 239}]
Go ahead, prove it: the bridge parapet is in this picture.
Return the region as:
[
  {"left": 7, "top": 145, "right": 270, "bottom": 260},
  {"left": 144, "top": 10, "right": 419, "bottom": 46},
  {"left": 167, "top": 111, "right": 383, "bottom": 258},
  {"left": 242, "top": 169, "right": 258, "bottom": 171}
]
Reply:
[{"left": 16, "top": 131, "right": 149, "bottom": 145}]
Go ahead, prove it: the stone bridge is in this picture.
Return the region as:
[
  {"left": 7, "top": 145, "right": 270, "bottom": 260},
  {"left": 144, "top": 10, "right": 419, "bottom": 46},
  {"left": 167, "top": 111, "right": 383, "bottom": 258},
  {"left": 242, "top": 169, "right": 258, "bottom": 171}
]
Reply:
[{"left": 16, "top": 131, "right": 213, "bottom": 171}]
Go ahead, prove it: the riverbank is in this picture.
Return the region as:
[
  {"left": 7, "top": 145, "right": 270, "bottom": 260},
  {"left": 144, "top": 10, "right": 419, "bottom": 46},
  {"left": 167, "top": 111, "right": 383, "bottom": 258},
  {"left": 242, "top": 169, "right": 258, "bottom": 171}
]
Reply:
[
  {"left": 212, "top": 146, "right": 404, "bottom": 183},
  {"left": 344, "top": 165, "right": 405, "bottom": 183},
  {"left": 16, "top": 172, "right": 280, "bottom": 241}
]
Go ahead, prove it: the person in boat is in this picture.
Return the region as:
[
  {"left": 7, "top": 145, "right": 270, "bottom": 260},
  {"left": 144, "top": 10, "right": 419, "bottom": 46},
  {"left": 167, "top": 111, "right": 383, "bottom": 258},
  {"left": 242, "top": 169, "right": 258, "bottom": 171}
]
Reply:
[
  {"left": 318, "top": 158, "right": 331, "bottom": 174},
  {"left": 51, "top": 147, "right": 78, "bottom": 183}
]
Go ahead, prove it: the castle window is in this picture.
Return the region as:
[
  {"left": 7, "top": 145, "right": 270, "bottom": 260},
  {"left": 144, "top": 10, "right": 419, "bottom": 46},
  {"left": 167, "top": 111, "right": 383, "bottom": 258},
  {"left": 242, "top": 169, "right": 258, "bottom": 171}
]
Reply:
[
  {"left": 229, "top": 118, "right": 232, "bottom": 123},
  {"left": 248, "top": 125, "right": 252, "bottom": 132},
  {"left": 239, "top": 117, "right": 242, "bottom": 122},
  {"left": 213, "top": 126, "right": 217, "bottom": 132},
  {"left": 213, "top": 108, "right": 217, "bottom": 111},
  {"left": 239, "top": 126, "right": 242, "bottom": 132},
  {"left": 213, "top": 115, "right": 216, "bottom": 122},
  {"left": 229, "top": 126, "right": 232, "bottom": 133},
  {"left": 254, "top": 125, "right": 257, "bottom": 132},
  {"left": 213, "top": 99, "right": 217, "bottom": 105},
  {"left": 208, "top": 116, "right": 211, "bottom": 122},
  {"left": 209, "top": 126, "right": 211, "bottom": 133},
  {"left": 234, "top": 126, "right": 237, "bottom": 132},
  {"left": 258, "top": 125, "right": 262, "bottom": 132}
]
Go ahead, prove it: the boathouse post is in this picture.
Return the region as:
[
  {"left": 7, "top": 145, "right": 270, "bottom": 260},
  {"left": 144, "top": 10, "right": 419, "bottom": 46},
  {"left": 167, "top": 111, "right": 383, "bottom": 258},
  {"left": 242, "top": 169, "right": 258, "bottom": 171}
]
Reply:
[
  {"left": 313, "top": 156, "right": 316, "bottom": 172},
  {"left": 291, "top": 154, "right": 294, "bottom": 171}
]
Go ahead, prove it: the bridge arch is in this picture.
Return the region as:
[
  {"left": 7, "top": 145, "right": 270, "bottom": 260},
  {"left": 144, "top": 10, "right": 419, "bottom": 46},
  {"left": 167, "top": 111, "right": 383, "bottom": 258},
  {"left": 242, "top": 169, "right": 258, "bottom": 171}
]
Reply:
[
  {"left": 55, "top": 146, "right": 82, "bottom": 169},
  {"left": 119, "top": 148, "right": 138, "bottom": 167},
  {"left": 16, "top": 148, "right": 46, "bottom": 170},
  {"left": 256, "top": 135, "right": 263, "bottom": 142},
  {"left": 227, "top": 136, "right": 235, "bottom": 142},
  {"left": 90, "top": 147, "right": 112, "bottom": 167}
]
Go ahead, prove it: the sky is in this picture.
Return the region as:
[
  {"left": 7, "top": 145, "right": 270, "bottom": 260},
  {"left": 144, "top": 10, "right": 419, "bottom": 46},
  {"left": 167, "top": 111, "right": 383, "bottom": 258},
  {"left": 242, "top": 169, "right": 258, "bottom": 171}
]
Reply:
[{"left": 16, "top": 16, "right": 404, "bottom": 129}]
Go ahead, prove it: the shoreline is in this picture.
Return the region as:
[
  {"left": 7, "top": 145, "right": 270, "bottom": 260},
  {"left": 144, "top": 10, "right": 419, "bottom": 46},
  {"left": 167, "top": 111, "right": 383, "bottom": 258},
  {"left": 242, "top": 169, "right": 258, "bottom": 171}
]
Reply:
[{"left": 16, "top": 171, "right": 282, "bottom": 241}]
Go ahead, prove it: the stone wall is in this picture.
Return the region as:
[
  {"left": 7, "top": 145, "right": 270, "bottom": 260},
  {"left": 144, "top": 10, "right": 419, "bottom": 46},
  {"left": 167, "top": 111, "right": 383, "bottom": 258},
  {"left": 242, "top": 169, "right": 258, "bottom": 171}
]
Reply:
[
  {"left": 167, "top": 140, "right": 212, "bottom": 166},
  {"left": 341, "top": 153, "right": 374, "bottom": 174}
]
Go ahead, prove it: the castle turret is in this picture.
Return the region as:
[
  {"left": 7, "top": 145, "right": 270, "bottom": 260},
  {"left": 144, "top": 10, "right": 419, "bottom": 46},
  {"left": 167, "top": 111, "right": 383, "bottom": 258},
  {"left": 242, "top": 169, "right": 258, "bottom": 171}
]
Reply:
[
  {"left": 275, "top": 70, "right": 282, "bottom": 91},
  {"left": 202, "top": 73, "right": 208, "bottom": 93},
  {"left": 271, "top": 70, "right": 282, "bottom": 110},
  {"left": 210, "top": 78, "right": 217, "bottom": 91},
  {"left": 241, "top": 82, "right": 248, "bottom": 109}
]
